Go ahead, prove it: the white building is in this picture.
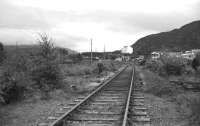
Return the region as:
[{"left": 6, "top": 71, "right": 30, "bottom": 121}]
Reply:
[
  {"left": 192, "top": 49, "right": 200, "bottom": 55},
  {"left": 121, "top": 46, "right": 132, "bottom": 54},
  {"left": 181, "top": 50, "right": 195, "bottom": 60},
  {"left": 151, "top": 52, "right": 163, "bottom": 59}
]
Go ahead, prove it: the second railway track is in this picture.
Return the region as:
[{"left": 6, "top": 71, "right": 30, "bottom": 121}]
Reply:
[{"left": 47, "top": 65, "right": 149, "bottom": 126}]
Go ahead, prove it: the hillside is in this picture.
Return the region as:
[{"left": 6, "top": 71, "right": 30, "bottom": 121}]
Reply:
[
  {"left": 4, "top": 45, "right": 77, "bottom": 55},
  {"left": 131, "top": 20, "right": 200, "bottom": 56}
]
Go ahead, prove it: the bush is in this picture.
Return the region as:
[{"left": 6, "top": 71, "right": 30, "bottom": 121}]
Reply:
[
  {"left": 101, "top": 61, "right": 122, "bottom": 72},
  {"left": 68, "top": 53, "right": 83, "bottom": 63},
  {"left": 145, "top": 59, "right": 164, "bottom": 73},
  {"left": 145, "top": 56, "right": 187, "bottom": 76},
  {"left": 192, "top": 53, "right": 200, "bottom": 71},
  {"left": 142, "top": 69, "right": 180, "bottom": 97},
  {"left": 31, "top": 34, "right": 62, "bottom": 92},
  {"left": 0, "top": 34, "right": 64, "bottom": 103},
  {"left": 31, "top": 59, "right": 61, "bottom": 90},
  {"left": 161, "top": 56, "right": 186, "bottom": 75},
  {"left": 0, "top": 54, "right": 32, "bottom": 104}
]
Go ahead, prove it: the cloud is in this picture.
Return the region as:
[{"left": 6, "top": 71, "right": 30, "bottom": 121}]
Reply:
[
  {"left": 0, "top": 1, "right": 48, "bottom": 30},
  {"left": 64, "top": 10, "right": 200, "bottom": 34},
  {"left": 0, "top": 0, "right": 200, "bottom": 51},
  {"left": 193, "top": 1, "right": 200, "bottom": 16},
  {"left": 0, "top": 0, "right": 71, "bottom": 30},
  {"left": 53, "top": 33, "right": 88, "bottom": 49},
  {"left": 0, "top": 28, "right": 88, "bottom": 51},
  {"left": 1, "top": 0, "right": 199, "bottom": 33}
]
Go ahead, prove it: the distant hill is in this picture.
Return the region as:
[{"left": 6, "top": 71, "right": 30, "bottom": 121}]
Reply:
[
  {"left": 131, "top": 20, "right": 200, "bottom": 56},
  {"left": 4, "top": 45, "right": 77, "bottom": 56}
]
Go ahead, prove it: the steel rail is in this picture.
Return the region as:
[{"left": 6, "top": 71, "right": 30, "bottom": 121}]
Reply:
[
  {"left": 50, "top": 65, "right": 128, "bottom": 126},
  {"left": 122, "top": 65, "right": 135, "bottom": 126}
]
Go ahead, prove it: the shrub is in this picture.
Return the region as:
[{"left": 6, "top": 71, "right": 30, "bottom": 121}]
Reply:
[
  {"left": 192, "top": 53, "right": 200, "bottom": 71},
  {"left": 101, "top": 61, "right": 122, "bottom": 72},
  {"left": 31, "top": 34, "right": 62, "bottom": 93},
  {"left": 142, "top": 69, "right": 179, "bottom": 97},
  {"left": 68, "top": 53, "right": 83, "bottom": 63},
  {"left": 31, "top": 59, "right": 61, "bottom": 89},
  {"left": 0, "top": 54, "right": 31, "bottom": 104},
  {"left": 0, "top": 34, "right": 64, "bottom": 103},
  {"left": 161, "top": 56, "right": 186, "bottom": 75},
  {"left": 145, "top": 59, "right": 164, "bottom": 73},
  {"left": 145, "top": 56, "right": 187, "bottom": 76}
]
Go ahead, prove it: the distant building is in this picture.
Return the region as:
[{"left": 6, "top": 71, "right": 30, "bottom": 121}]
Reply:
[
  {"left": 115, "top": 56, "right": 130, "bottom": 62},
  {"left": 121, "top": 46, "right": 132, "bottom": 54},
  {"left": 149, "top": 49, "right": 200, "bottom": 60},
  {"left": 136, "top": 55, "right": 144, "bottom": 61},
  {"left": 166, "top": 52, "right": 182, "bottom": 57},
  {"left": 115, "top": 57, "right": 123, "bottom": 62},
  {"left": 151, "top": 51, "right": 163, "bottom": 59},
  {"left": 181, "top": 50, "right": 195, "bottom": 60},
  {"left": 192, "top": 49, "right": 200, "bottom": 55},
  {"left": 181, "top": 53, "right": 195, "bottom": 60}
]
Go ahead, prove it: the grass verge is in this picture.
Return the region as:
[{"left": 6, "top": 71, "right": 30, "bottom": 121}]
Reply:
[{"left": 137, "top": 66, "right": 200, "bottom": 126}]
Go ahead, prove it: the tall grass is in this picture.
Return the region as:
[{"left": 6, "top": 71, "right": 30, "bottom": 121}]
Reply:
[
  {"left": 61, "top": 63, "right": 95, "bottom": 76},
  {"left": 145, "top": 55, "right": 188, "bottom": 76},
  {"left": 61, "top": 60, "right": 122, "bottom": 76},
  {"left": 175, "top": 93, "right": 200, "bottom": 126},
  {"left": 190, "top": 97, "right": 200, "bottom": 125},
  {"left": 143, "top": 56, "right": 200, "bottom": 125}
]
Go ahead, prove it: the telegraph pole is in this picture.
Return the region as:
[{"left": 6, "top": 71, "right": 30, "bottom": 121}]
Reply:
[
  {"left": 16, "top": 41, "right": 18, "bottom": 50},
  {"left": 16, "top": 41, "right": 19, "bottom": 54},
  {"left": 90, "top": 39, "right": 93, "bottom": 64}
]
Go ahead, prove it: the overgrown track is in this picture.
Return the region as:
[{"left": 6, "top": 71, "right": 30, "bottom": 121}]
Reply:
[{"left": 48, "top": 65, "right": 150, "bottom": 126}]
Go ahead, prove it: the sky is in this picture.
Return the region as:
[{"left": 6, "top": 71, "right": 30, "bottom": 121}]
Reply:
[{"left": 0, "top": 0, "right": 200, "bottom": 52}]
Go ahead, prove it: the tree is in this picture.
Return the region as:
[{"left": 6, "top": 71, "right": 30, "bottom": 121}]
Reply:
[
  {"left": 37, "top": 33, "right": 55, "bottom": 59},
  {"left": 31, "top": 33, "right": 61, "bottom": 93}
]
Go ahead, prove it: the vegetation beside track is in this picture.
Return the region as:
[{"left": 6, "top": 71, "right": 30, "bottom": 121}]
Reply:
[
  {"left": 0, "top": 34, "right": 124, "bottom": 126},
  {"left": 137, "top": 64, "right": 200, "bottom": 126}
]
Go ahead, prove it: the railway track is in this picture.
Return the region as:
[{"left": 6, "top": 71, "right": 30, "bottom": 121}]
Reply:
[{"left": 39, "top": 65, "right": 150, "bottom": 126}]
